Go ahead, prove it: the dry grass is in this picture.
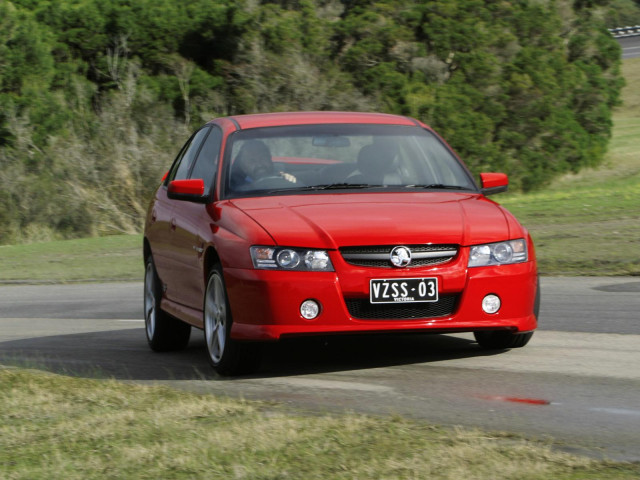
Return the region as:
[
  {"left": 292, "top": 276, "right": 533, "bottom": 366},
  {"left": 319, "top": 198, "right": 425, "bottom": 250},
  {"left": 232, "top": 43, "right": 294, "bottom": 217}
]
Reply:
[{"left": 1, "top": 368, "right": 639, "bottom": 480}]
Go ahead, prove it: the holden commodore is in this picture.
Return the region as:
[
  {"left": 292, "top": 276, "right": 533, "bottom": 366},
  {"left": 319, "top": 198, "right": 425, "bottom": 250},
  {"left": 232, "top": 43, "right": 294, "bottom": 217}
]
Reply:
[{"left": 143, "top": 111, "right": 539, "bottom": 375}]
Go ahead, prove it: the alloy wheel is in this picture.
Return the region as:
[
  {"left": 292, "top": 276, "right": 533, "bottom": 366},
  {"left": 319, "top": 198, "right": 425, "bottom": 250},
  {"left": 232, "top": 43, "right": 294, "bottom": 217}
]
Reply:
[
  {"left": 205, "top": 272, "right": 227, "bottom": 364},
  {"left": 144, "top": 262, "right": 156, "bottom": 341}
]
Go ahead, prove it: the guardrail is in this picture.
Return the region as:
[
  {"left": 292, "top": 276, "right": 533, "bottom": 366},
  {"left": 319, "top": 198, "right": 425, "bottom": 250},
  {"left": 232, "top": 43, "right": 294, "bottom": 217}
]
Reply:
[{"left": 609, "top": 26, "right": 640, "bottom": 38}]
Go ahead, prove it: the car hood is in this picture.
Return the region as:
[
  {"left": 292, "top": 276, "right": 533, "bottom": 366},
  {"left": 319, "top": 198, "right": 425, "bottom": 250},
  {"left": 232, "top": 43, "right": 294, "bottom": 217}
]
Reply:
[{"left": 230, "top": 192, "right": 513, "bottom": 249}]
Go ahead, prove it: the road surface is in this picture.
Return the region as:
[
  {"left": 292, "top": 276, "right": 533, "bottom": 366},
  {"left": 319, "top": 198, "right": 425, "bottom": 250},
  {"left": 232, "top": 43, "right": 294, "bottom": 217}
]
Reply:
[
  {"left": 1, "top": 277, "right": 639, "bottom": 461},
  {"left": 617, "top": 35, "right": 640, "bottom": 59}
]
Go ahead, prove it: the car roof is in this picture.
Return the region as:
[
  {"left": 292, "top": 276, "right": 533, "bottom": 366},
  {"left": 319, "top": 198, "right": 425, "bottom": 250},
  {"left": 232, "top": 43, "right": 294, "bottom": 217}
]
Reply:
[{"left": 218, "top": 111, "right": 423, "bottom": 130}]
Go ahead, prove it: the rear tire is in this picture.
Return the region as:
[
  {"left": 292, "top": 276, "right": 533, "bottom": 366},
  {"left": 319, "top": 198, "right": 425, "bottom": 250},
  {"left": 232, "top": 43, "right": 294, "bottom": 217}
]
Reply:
[
  {"left": 144, "top": 256, "right": 191, "bottom": 351},
  {"left": 203, "top": 263, "right": 262, "bottom": 375},
  {"left": 474, "top": 330, "right": 533, "bottom": 349}
]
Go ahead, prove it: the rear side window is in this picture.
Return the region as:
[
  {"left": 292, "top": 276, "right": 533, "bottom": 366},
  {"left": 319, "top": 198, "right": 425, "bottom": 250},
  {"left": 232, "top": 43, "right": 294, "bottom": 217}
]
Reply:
[
  {"left": 168, "top": 127, "right": 211, "bottom": 182},
  {"left": 190, "top": 126, "right": 222, "bottom": 192}
]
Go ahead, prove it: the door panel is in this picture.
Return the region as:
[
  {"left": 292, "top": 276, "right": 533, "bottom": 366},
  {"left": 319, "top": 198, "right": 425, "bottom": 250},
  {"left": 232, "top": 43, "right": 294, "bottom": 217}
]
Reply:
[
  {"left": 168, "top": 126, "right": 223, "bottom": 311},
  {"left": 170, "top": 202, "right": 206, "bottom": 310},
  {"left": 159, "top": 127, "right": 211, "bottom": 305},
  {"left": 146, "top": 188, "right": 175, "bottom": 288}
]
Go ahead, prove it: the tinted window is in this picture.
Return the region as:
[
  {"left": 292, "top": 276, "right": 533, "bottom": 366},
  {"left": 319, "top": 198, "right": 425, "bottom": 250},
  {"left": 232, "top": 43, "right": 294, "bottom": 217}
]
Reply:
[
  {"left": 169, "top": 127, "right": 211, "bottom": 182},
  {"left": 190, "top": 126, "right": 222, "bottom": 192}
]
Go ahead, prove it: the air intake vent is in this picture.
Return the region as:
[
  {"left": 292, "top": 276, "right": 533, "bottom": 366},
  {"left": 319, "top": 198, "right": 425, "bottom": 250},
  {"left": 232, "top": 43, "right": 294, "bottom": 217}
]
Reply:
[
  {"left": 340, "top": 244, "right": 458, "bottom": 268},
  {"left": 344, "top": 295, "right": 458, "bottom": 320}
]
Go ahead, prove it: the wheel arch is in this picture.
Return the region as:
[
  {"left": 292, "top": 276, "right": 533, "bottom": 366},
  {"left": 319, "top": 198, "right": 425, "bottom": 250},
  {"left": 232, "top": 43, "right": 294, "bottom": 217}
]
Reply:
[
  {"left": 534, "top": 274, "right": 541, "bottom": 321},
  {"left": 143, "top": 237, "right": 152, "bottom": 263},
  {"left": 203, "top": 246, "right": 222, "bottom": 286}
]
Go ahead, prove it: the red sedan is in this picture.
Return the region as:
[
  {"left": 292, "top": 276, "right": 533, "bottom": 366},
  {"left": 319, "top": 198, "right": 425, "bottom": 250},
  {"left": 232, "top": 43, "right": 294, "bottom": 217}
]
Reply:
[{"left": 143, "top": 112, "right": 539, "bottom": 375}]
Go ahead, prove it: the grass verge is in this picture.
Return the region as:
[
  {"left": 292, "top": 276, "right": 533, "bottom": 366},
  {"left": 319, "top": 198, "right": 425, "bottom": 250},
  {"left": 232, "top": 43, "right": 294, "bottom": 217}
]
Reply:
[
  {"left": 1, "top": 368, "right": 638, "bottom": 480},
  {"left": 0, "top": 234, "right": 142, "bottom": 284}
]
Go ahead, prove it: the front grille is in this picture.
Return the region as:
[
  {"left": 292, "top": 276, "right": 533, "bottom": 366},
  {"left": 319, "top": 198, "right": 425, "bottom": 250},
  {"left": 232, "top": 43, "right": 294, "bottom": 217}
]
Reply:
[
  {"left": 340, "top": 244, "right": 458, "bottom": 268},
  {"left": 345, "top": 294, "right": 458, "bottom": 320}
]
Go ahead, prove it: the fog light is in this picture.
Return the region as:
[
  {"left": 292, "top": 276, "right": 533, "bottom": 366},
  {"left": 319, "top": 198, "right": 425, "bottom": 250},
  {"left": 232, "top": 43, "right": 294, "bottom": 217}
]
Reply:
[
  {"left": 482, "top": 294, "right": 501, "bottom": 314},
  {"left": 300, "top": 300, "right": 320, "bottom": 320}
]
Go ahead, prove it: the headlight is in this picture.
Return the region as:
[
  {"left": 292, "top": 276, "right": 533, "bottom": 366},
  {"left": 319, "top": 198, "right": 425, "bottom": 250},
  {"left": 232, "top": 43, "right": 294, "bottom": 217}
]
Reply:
[
  {"left": 250, "top": 246, "right": 334, "bottom": 271},
  {"left": 468, "top": 239, "right": 527, "bottom": 267}
]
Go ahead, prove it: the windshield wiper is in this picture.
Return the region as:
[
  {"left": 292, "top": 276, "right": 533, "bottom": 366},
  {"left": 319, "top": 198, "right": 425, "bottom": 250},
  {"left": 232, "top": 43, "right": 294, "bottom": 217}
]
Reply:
[
  {"left": 403, "top": 184, "right": 475, "bottom": 191},
  {"left": 307, "top": 183, "right": 378, "bottom": 190},
  {"left": 266, "top": 183, "right": 378, "bottom": 193},
  {"left": 264, "top": 183, "right": 474, "bottom": 194}
]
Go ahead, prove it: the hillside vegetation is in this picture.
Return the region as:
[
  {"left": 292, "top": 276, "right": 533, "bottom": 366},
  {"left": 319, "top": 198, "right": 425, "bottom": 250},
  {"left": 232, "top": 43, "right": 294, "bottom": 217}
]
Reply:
[
  {"left": 0, "top": 0, "right": 623, "bottom": 243},
  {"left": 501, "top": 57, "right": 640, "bottom": 276}
]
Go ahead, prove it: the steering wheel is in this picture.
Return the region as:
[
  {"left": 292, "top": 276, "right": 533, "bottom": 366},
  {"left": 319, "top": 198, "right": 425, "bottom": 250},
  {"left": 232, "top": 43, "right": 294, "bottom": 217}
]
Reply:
[{"left": 250, "top": 175, "right": 296, "bottom": 189}]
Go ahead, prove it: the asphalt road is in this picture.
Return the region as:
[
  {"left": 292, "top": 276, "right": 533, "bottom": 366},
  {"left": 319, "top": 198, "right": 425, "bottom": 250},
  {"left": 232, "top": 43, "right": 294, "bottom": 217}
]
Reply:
[
  {"left": 1, "top": 277, "right": 639, "bottom": 461},
  {"left": 617, "top": 35, "right": 640, "bottom": 59}
]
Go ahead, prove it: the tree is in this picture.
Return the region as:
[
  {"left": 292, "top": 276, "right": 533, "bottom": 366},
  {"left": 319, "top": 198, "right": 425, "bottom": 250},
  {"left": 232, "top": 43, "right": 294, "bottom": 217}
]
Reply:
[
  {"left": 0, "top": 0, "right": 624, "bottom": 242},
  {"left": 336, "top": 0, "right": 622, "bottom": 189}
]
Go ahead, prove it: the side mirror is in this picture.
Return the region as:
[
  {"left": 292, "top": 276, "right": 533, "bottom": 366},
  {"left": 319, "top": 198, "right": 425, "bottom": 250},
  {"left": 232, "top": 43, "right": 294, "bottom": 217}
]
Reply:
[
  {"left": 167, "top": 179, "right": 207, "bottom": 202},
  {"left": 480, "top": 173, "right": 508, "bottom": 195}
]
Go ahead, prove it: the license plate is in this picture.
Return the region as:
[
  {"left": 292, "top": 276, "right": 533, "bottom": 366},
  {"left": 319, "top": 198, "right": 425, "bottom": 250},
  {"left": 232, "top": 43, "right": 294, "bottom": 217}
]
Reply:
[{"left": 370, "top": 278, "right": 438, "bottom": 304}]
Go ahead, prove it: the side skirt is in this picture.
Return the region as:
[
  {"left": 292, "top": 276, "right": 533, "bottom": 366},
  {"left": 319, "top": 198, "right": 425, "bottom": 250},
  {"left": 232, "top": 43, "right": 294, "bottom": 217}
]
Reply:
[{"left": 161, "top": 297, "right": 204, "bottom": 329}]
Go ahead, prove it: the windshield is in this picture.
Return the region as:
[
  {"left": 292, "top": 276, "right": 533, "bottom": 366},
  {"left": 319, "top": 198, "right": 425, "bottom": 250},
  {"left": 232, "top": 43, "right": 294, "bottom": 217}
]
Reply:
[{"left": 223, "top": 124, "right": 476, "bottom": 198}]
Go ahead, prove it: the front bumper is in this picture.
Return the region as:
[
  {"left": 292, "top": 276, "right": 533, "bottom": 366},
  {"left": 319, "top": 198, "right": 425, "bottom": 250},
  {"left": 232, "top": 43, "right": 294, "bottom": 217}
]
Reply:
[{"left": 225, "top": 257, "right": 538, "bottom": 341}]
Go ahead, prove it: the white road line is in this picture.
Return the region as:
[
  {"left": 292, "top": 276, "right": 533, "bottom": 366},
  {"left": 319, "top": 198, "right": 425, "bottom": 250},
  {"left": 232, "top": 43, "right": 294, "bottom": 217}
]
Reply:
[
  {"left": 258, "top": 377, "right": 394, "bottom": 393},
  {"left": 424, "top": 331, "right": 640, "bottom": 381},
  {"left": 589, "top": 408, "right": 640, "bottom": 417},
  {"left": 0, "top": 318, "right": 143, "bottom": 342}
]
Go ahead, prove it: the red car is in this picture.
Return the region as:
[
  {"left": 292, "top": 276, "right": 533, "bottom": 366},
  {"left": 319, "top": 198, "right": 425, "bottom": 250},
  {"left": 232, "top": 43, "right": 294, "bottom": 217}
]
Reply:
[{"left": 143, "top": 112, "right": 539, "bottom": 375}]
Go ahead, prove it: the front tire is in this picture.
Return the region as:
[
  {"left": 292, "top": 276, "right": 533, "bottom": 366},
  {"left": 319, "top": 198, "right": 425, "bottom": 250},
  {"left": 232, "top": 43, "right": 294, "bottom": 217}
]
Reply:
[
  {"left": 474, "top": 330, "right": 533, "bottom": 349},
  {"left": 144, "top": 256, "right": 191, "bottom": 351},
  {"left": 204, "top": 264, "right": 262, "bottom": 375}
]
